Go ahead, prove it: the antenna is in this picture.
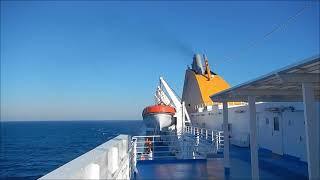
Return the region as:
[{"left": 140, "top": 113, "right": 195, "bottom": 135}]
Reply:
[
  {"left": 203, "top": 54, "right": 212, "bottom": 80},
  {"left": 223, "top": 4, "right": 312, "bottom": 62}
]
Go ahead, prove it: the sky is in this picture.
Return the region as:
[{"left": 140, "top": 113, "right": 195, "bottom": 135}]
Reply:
[{"left": 1, "top": 1, "right": 319, "bottom": 121}]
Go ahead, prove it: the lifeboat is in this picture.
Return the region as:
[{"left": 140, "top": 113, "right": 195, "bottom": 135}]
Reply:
[{"left": 142, "top": 104, "right": 176, "bottom": 130}]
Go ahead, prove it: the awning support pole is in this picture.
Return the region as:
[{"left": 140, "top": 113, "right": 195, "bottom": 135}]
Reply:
[
  {"left": 302, "top": 82, "right": 319, "bottom": 179},
  {"left": 222, "top": 101, "right": 230, "bottom": 175},
  {"left": 248, "top": 96, "right": 259, "bottom": 180}
]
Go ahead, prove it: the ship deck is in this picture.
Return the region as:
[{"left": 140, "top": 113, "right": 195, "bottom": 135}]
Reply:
[{"left": 135, "top": 145, "right": 308, "bottom": 180}]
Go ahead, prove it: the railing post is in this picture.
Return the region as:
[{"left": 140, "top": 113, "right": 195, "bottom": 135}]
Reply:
[
  {"left": 216, "top": 132, "right": 219, "bottom": 151},
  {"left": 133, "top": 139, "right": 137, "bottom": 167},
  {"left": 205, "top": 129, "right": 208, "bottom": 140},
  {"left": 196, "top": 128, "right": 200, "bottom": 145},
  {"left": 211, "top": 130, "right": 214, "bottom": 142},
  {"left": 151, "top": 136, "right": 154, "bottom": 160}
]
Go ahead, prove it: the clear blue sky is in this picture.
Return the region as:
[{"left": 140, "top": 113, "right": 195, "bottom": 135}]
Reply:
[{"left": 1, "top": 1, "right": 319, "bottom": 121}]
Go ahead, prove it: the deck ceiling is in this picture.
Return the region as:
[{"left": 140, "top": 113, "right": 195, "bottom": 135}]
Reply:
[{"left": 210, "top": 55, "right": 320, "bottom": 102}]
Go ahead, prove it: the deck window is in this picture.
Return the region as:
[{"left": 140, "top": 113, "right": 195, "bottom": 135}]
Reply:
[{"left": 273, "top": 117, "right": 280, "bottom": 131}]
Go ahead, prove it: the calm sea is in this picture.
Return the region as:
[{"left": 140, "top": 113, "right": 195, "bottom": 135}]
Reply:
[{"left": 0, "top": 120, "right": 145, "bottom": 180}]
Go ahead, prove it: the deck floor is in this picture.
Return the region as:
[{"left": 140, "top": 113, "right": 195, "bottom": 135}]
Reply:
[{"left": 136, "top": 145, "right": 308, "bottom": 180}]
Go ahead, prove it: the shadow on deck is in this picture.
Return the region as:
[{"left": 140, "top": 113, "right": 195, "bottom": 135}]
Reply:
[{"left": 135, "top": 145, "right": 308, "bottom": 180}]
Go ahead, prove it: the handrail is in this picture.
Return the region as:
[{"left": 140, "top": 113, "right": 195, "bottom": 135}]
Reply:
[
  {"left": 130, "top": 126, "right": 224, "bottom": 163},
  {"left": 184, "top": 125, "right": 224, "bottom": 152},
  {"left": 194, "top": 102, "right": 247, "bottom": 111}
]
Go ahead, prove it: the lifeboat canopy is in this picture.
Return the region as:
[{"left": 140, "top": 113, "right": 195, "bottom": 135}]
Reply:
[{"left": 142, "top": 104, "right": 176, "bottom": 116}]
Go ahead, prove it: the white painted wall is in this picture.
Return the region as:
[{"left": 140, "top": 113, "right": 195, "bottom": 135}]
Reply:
[
  {"left": 228, "top": 106, "right": 250, "bottom": 138},
  {"left": 190, "top": 102, "right": 320, "bottom": 162}
]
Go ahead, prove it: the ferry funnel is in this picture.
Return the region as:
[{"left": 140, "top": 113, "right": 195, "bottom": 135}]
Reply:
[{"left": 192, "top": 54, "right": 204, "bottom": 74}]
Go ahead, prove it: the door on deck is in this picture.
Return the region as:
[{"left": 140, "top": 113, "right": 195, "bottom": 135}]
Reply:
[
  {"left": 282, "top": 112, "right": 306, "bottom": 161},
  {"left": 257, "top": 114, "right": 273, "bottom": 150},
  {"left": 271, "top": 115, "right": 283, "bottom": 155}
]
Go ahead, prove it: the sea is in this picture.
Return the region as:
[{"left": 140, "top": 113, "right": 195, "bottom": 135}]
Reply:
[{"left": 0, "top": 120, "right": 145, "bottom": 180}]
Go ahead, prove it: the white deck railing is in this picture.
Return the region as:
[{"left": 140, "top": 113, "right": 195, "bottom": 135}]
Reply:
[
  {"left": 184, "top": 126, "right": 224, "bottom": 152},
  {"left": 131, "top": 126, "right": 224, "bottom": 163}
]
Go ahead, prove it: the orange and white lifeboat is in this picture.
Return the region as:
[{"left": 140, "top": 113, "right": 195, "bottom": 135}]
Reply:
[{"left": 142, "top": 105, "right": 176, "bottom": 130}]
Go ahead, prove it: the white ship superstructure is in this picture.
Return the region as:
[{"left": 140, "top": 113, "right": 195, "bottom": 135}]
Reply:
[
  {"left": 183, "top": 55, "right": 320, "bottom": 179},
  {"left": 190, "top": 102, "right": 312, "bottom": 159}
]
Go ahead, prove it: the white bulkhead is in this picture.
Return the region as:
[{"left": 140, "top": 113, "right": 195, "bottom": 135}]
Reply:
[{"left": 190, "top": 102, "right": 320, "bottom": 162}]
